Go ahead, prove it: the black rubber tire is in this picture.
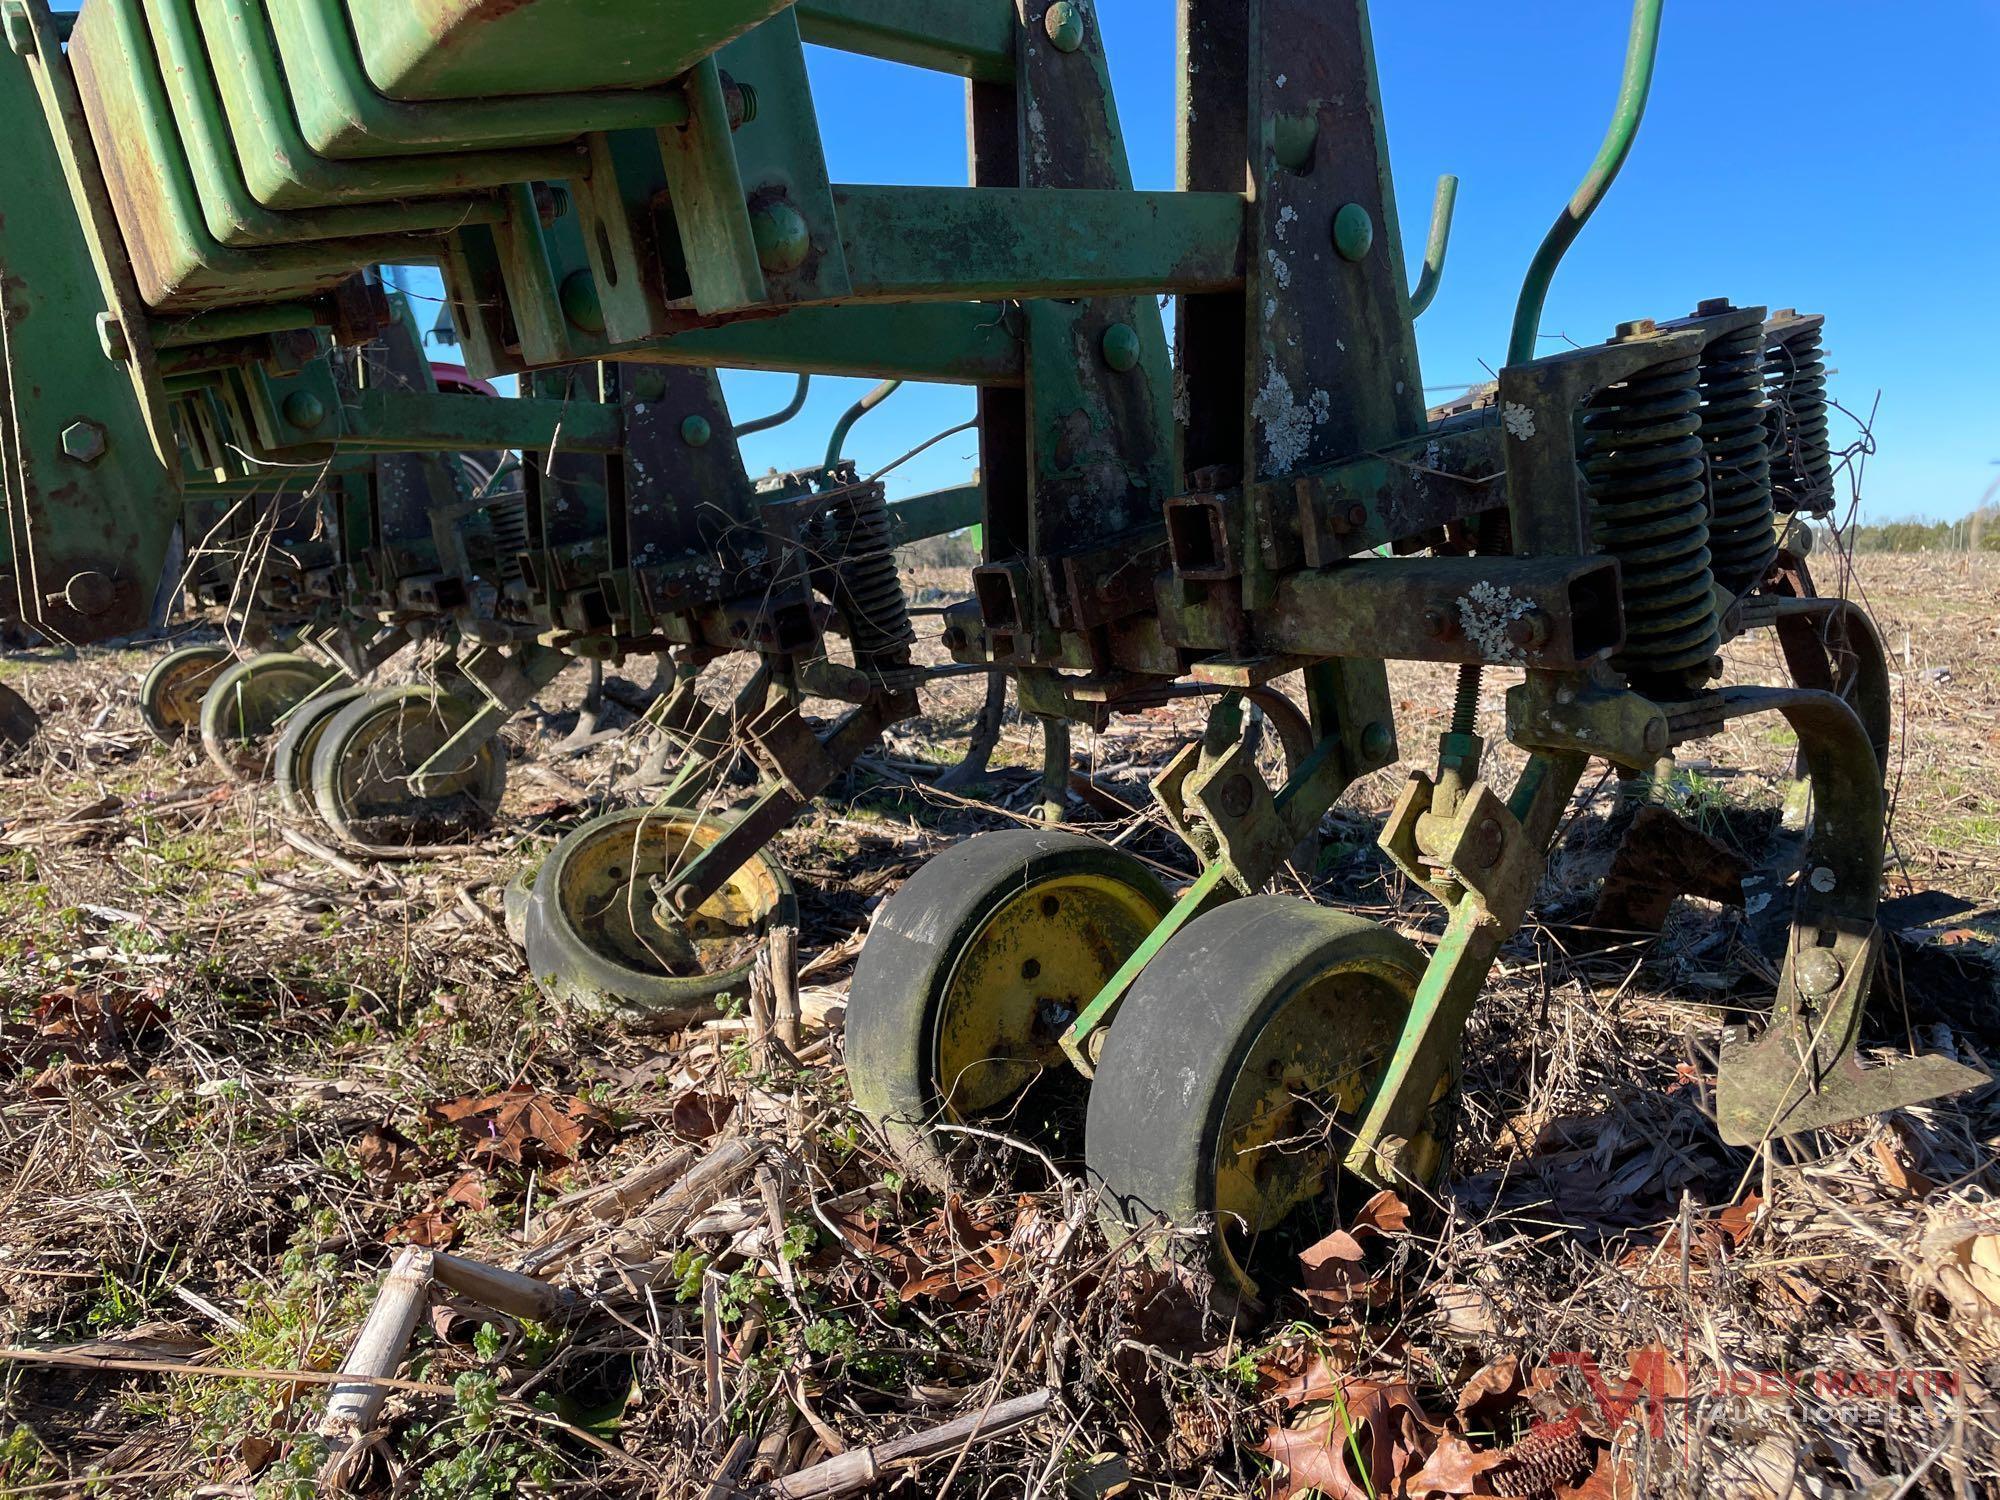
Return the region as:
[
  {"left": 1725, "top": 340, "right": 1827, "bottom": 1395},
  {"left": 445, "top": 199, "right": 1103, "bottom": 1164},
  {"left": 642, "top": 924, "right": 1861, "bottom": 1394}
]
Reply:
[
  {"left": 522, "top": 807, "right": 796, "bottom": 1025},
  {"left": 846, "top": 829, "right": 1172, "bottom": 1170},
  {"left": 199, "top": 652, "right": 341, "bottom": 780},
  {"left": 271, "top": 684, "right": 371, "bottom": 823},
  {"left": 1084, "top": 896, "right": 1429, "bottom": 1267},
  {"left": 139, "top": 643, "right": 232, "bottom": 743},
  {"left": 308, "top": 685, "right": 505, "bottom": 850}
]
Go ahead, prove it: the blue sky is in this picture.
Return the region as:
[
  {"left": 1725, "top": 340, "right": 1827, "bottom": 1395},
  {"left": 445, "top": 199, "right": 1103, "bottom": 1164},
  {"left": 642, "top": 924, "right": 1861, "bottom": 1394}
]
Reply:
[{"left": 428, "top": 2, "right": 2000, "bottom": 523}]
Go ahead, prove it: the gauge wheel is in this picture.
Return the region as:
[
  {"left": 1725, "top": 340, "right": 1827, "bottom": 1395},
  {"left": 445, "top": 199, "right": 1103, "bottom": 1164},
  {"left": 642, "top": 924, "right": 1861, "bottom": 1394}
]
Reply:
[
  {"left": 139, "top": 643, "right": 233, "bottom": 743},
  {"left": 271, "top": 684, "right": 372, "bottom": 823},
  {"left": 199, "top": 652, "right": 342, "bottom": 780},
  {"left": 846, "top": 829, "right": 1172, "bottom": 1175},
  {"left": 523, "top": 806, "right": 796, "bottom": 1026},
  {"left": 1085, "top": 896, "right": 1445, "bottom": 1298},
  {"left": 309, "top": 685, "right": 505, "bottom": 850}
]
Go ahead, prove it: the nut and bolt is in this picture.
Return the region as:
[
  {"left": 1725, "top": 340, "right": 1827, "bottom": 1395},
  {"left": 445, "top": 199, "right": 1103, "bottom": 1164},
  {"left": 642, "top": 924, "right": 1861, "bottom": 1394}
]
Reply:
[
  {"left": 96, "top": 314, "right": 131, "bottom": 364},
  {"left": 282, "top": 390, "right": 327, "bottom": 431},
  {"left": 681, "top": 414, "right": 712, "bottom": 447},
  {"left": 750, "top": 199, "right": 811, "bottom": 275},
  {"left": 59, "top": 420, "right": 107, "bottom": 466},
  {"left": 1504, "top": 609, "right": 1551, "bottom": 651},
  {"left": 1360, "top": 720, "right": 1395, "bottom": 762},
  {"left": 1469, "top": 815, "right": 1505, "bottom": 869},
  {"left": 1423, "top": 605, "right": 1456, "bottom": 640},
  {"left": 1795, "top": 948, "right": 1845, "bottom": 999},
  {"left": 1043, "top": 1, "right": 1084, "bottom": 52},
  {"left": 1613, "top": 317, "right": 1658, "bottom": 342},
  {"left": 1100, "top": 322, "right": 1141, "bottom": 372},
  {"left": 1695, "top": 297, "right": 1735, "bottom": 316},
  {"left": 1332, "top": 202, "right": 1375, "bottom": 261}
]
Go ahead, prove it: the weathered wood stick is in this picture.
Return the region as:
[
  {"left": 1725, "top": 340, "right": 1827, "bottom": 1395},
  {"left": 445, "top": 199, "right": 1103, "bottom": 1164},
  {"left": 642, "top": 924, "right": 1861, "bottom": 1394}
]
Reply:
[
  {"left": 764, "top": 1389, "right": 1055, "bottom": 1500},
  {"left": 431, "top": 1252, "right": 573, "bottom": 1323},
  {"left": 703, "top": 1431, "right": 759, "bottom": 1500},
  {"left": 319, "top": 1246, "right": 434, "bottom": 1487},
  {"left": 770, "top": 925, "right": 802, "bottom": 1051}
]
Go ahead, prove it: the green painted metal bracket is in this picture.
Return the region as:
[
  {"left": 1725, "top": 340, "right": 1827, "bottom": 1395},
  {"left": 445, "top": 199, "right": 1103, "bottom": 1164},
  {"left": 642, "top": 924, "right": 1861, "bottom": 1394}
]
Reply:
[
  {"left": 885, "top": 484, "right": 983, "bottom": 545},
  {"left": 0, "top": 15, "right": 180, "bottom": 641},
  {"left": 268, "top": 0, "right": 694, "bottom": 158},
  {"left": 1345, "top": 748, "right": 1589, "bottom": 1185},
  {"left": 793, "top": 0, "right": 1014, "bottom": 82},
  {"left": 1506, "top": 0, "right": 1663, "bottom": 367},
  {"left": 193, "top": 0, "right": 586, "bottom": 211},
  {"left": 345, "top": 0, "right": 794, "bottom": 103}
]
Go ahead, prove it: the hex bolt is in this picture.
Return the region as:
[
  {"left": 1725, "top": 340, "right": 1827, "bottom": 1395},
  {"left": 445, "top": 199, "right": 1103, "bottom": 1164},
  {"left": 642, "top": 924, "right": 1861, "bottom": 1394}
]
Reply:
[
  {"left": 1613, "top": 317, "right": 1658, "bottom": 342},
  {"left": 532, "top": 182, "right": 572, "bottom": 227},
  {"left": 96, "top": 313, "right": 131, "bottom": 365},
  {"left": 1100, "top": 322, "right": 1141, "bottom": 372},
  {"left": 1423, "top": 605, "right": 1455, "bottom": 639},
  {"left": 1504, "top": 609, "right": 1552, "bottom": 651},
  {"left": 750, "top": 199, "right": 811, "bottom": 275},
  {"left": 1332, "top": 203, "right": 1375, "bottom": 261},
  {"left": 1043, "top": 1, "right": 1084, "bottom": 52},
  {"left": 59, "top": 420, "right": 107, "bottom": 466},
  {"left": 681, "top": 414, "right": 713, "bottom": 447},
  {"left": 1795, "top": 947, "right": 1844, "bottom": 999},
  {"left": 1695, "top": 297, "right": 1735, "bottom": 316},
  {"left": 282, "top": 390, "right": 327, "bottom": 431},
  {"left": 1360, "top": 720, "right": 1394, "bottom": 761}
]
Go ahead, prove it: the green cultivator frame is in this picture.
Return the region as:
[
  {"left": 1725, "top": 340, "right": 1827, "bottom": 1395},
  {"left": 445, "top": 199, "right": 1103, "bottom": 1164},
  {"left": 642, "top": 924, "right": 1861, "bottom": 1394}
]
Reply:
[{"left": 0, "top": 0, "right": 1981, "bottom": 1288}]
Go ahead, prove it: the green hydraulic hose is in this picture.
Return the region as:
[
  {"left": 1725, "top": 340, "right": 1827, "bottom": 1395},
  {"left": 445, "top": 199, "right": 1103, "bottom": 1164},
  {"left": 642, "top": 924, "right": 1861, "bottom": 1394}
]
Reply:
[
  {"left": 1459, "top": 0, "right": 1665, "bottom": 749},
  {"left": 824, "top": 378, "right": 903, "bottom": 473},
  {"left": 1505, "top": 0, "right": 1666, "bottom": 368},
  {"left": 731, "top": 374, "right": 812, "bottom": 439},
  {"left": 1408, "top": 174, "right": 1459, "bottom": 318}
]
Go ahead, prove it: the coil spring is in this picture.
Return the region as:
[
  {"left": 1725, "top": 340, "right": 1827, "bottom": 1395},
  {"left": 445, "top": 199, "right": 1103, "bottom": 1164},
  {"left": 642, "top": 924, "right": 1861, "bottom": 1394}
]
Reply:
[
  {"left": 1580, "top": 347, "right": 1721, "bottom": 689},
  {"left": 483, "top": 484, "right": 532, "bottom": 587},
  {"left": 1696, "top": 320, "right": 1779, "bottom": 595},
  {"left": 1765, "top": 321, "right": 1833, "bottom": 515},
  {"left": 816, "top": 484, "right": 914, "bottom": 674}
]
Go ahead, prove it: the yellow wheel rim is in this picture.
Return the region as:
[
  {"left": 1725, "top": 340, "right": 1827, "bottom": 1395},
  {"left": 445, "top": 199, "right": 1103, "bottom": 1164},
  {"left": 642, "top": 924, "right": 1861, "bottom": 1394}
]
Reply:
[
  {"left": 933, "top": 872, "right": 1160, "bottom": 1120},
  {"left": 555, "top": 812, "right": 782, "bottom": 978},
  {"left": 153, "top": 654, "right": 226, "bottom": 731},
  {"left": 1211, "top": 953, "right": 1426, "bottom": 1290}
]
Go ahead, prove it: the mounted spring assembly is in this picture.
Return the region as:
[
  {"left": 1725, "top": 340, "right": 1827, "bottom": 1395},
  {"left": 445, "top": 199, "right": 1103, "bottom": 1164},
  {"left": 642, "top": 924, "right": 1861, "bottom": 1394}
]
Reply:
[
  {"left": 1689, "top": 301, "right": 1779, "bottom": 595},
  {"left": 1765, "top": 311, "right": 1835, "bottom": 515},
  {"left": 810, "top": 481, "right": 915, "bottom": 677},
  {"left": 1580, "top": 329, "right": 1721, "bottom": 691}
]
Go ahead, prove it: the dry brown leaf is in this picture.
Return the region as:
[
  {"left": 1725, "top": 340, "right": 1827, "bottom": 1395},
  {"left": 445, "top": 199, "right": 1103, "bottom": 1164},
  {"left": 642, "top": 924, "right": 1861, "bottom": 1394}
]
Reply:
[
  {"left": 1869, "top": 1135, "right": 1936, "bottom": 1199},
  {"left": 1406, "top": 1431, "right": 1506, "bottom": 1496},
  {"left": 669, "top": 1090, "right": 736, "bottom": 1140},
  {"left": 1260, "top": 1381, "right": 1434, "bottom": 1500},
  {"left": 1352, "top": 1189, "right": 1412, "bottom": 1237},
  {"left": 430, "top": 1086, "right": 611, "bottom": 1169},
  {"left": 1454, "top": 1354, "right": 1521, "bottom": 1423},
  {"left": 351, "top": 1122, "right": 427, "bottom": 1186}
]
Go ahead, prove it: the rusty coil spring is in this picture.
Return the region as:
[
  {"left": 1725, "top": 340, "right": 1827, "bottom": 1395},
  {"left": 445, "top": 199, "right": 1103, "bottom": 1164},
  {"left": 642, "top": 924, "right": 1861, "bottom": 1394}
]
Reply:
[
  {"left": 816, "top": 485, "right": 914, "bottom": 674},
  {"left": 1765, "top": 322, "right": 1834, "bottom": 515},
  {"left": 479, "top": 478, "right": 532, "bottom": 588},
  {"left": 1581, "top": 348, "right": 1721, "bottom": 689},
  {"left": 1696, "top": 320, "right": 1779, "bottom": 595}
]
